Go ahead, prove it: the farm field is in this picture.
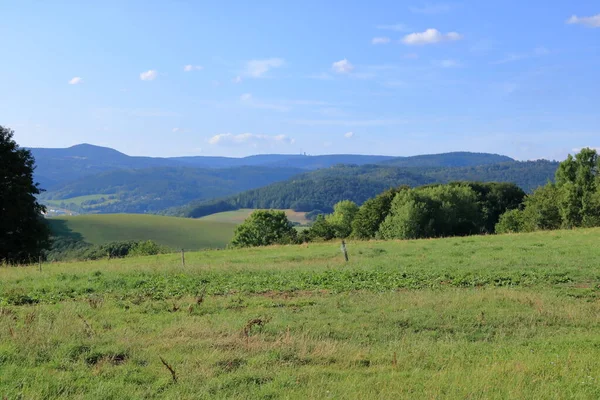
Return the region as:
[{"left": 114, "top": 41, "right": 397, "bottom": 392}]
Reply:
[
  {"left": 199, "top": 209, "right": 311, "bottom": 225},
  {"left": 2, "top": 229, "right": 600, "bottom": 398},
  {"left": 47, "top": 214, "right": 236, "bottom": 250},
  {"left": 44, "top": 193, "right": 117, "bottom": 208}
]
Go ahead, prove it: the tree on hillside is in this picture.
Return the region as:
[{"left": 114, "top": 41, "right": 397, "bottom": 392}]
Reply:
[
  {"left": 0, "top": 126, "right": 50, "bottom": 263},
  {"left": 325, "top": 200, "right": 359, "bottom": 238},
  {"left": 351, "top": 186, "right": 408, "bottom": 239},
  {"left": 379, "top": 185, "right": 482, "bottom": 240},
  {"left": 230, "top": 210, "right": 297, "bottom": 248}
]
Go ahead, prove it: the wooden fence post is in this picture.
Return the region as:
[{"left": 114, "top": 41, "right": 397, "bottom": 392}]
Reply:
[
  {"left": 181, "top": 248, "right": 186, "bottom": 268},
  {"left": 38, "top": 256, "right": 42, "bottom": 272},
  {"left": 341, "top": 240, "right": 349, "bottom": 262}
]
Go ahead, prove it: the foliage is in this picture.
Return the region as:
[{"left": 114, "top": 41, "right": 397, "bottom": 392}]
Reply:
[
  {"left": 308, "top": 215, "right": 336, "bottom": 241},
  {"left": 0, "top": 126, "right": 50, "bottom": 264},
  {"left": 351, "top": 186, "right": 408, "bottom": 239},
  {"left": 495, "top": 209, "right": 525, "bottom": 234},
  {"left": 325, "top": 200, "right": 359, "bottom": 238},
  {"left": 379, "top": 185, "right": 482, "bottom": 240},
  {"left": 230, "top": 210, "right": 297, "bottom": 248},
  {"left": 497, "top": 148, "right": 600, "bottom": 234}
]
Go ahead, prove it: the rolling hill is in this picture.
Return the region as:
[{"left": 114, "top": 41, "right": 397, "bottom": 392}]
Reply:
[
  {"left": 174, "top": 160, "right": 559, "bottom": 218},
  {"left": 47, "top": 214, "right": 236, "bottom": 250},
  {"left": 40, "top": 166, "right": 304, "bottom": 214}
]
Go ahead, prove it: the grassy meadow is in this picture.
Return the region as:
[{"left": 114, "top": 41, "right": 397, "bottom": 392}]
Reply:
[
  {"left": 2, "top": 228, "right": 600, "bottom": 398},
  {"left": 47, "top": 214, "right": 236, "bottom": 250},
  {"left": 199, "top": 209, "right": 310, "bottom": 225}
]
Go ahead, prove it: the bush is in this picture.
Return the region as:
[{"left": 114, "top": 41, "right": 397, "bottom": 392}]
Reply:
[
  {"left": 230, "top": 210, "right": 297, "bottom": 248},
  {"left": 495, "top": 209, "right": 525, "bottom": 234}
]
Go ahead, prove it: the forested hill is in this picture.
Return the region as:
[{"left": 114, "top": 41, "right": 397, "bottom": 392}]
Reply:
[
  {"left": 174, "top": 160, "right": 559, "bottom": 218},
  {"left": 40, "top": 166, "right": 303, "bottom": 214},
  {"left": 382, "top": 152, "right": 513, "bottom": 168},
  {"left": 30, "top": 143, "right": 514, "bottom": 189}
]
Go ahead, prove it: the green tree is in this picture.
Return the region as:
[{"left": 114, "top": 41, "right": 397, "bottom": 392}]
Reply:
[
  {"left": 379, "top": 185, "right": 482, "bottom": 240},
  {"left": 230, "top": 210, "right": 297, "bottom": 248},
  {"left": 555, "top": 148, "right": 600, "bottom": 228},
  {"left": 495, "top": 209, "right": 525, "bottom": 234},
  {"left": 520, "top": 184, "right": 562, "bottom": 231},
  {"left": 325, "top": 200, "right": 359, "bottom": 238},
  {"left": 308, "top": 214, "right": 336, "bottom": 241},
  {"left": 351, "top": 186, "right": 407, "bottom": 239},
  {"left": 0, "top": 126, "right": 50, "bottom": 264}
]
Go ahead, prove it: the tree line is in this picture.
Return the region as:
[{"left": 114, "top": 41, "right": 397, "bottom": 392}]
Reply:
[{"left": 229, "top": 148, "right": 600, "bottom": 248}]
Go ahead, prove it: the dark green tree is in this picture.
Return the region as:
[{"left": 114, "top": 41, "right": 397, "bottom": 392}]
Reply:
[
  {"left": 351, "top": 186, "right": 408, "bottom": 239},
  {"left": 230, "top": 210, "right": 297, "bottom": 248},
  {"left": 308, "top": 214, "right": 336, "bottom": 241},
  {"left": 0, "top": 126, "right": 50, "bottom": 264}
]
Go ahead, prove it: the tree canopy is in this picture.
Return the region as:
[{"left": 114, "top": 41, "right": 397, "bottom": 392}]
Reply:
[
  {"left": 230, "top": 210, "right": 297, "bottom": 248},
  {"left": 0, "top": 126, "right": 50, "bottom": 263}
]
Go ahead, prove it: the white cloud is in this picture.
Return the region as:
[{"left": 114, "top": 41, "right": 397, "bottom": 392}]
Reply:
[
  {"left": 376, "top": 23, "right": 410, "bottom": 32},
  {"left": 172, "top": 128, "right": 180, "bottom": 133},
  {"left": 344, "top": 131, "right": 354, "bottom": 138},
  {"left": 332, "top": 59, "right": 354, "bottom": 74},
  {"left": 409, "top": 3, "right": 453, "bottom": 14},
  {"left": 240, "top": 93, "right": 253, "bottom": 101},
  {"left": 68, "top": 77, "right": 83, "bottom": 85},
  {"left": 208, "top": 133, "right": 295, "bottom": 147},
  {"left": 438, "top": 59, "right": 461, "bottom": 68},
  {"left": 183, "top": 65, "right": 203, "bottom": 72},
  {"left": 244, "top": 58, "right": 285, "bottom": 78},
  {"left": 232, "top": 75, "right": 242, "bottom": 84},
  {"left": 567, "top": 14, "right": 600, "bottom": 28},
  {"left": 140, "top": 70, "right": 158, "bottom": 81},
  {"left": 372, "top": 37, "right": 391, "bottom": 45},
  {"left": 402, "top": 29, "right": 462, "bottom": 45}
]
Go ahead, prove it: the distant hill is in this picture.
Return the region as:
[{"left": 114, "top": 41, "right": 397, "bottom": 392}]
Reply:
[
  {"left": 173, "top": 160, "right": 559, "bottom": 218},
  {"left": 382, "top": 152, "right": 514, "bottom": 168},
  {"left": 30, "top": 143, "right": 513, "bottom": 190},
  {"left": 40, "top": 166, "right": 304, "bottom": 214}
]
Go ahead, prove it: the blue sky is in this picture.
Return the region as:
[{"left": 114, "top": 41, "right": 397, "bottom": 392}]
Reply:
[{"left": 1, "top": 1, "right": 599, "bottom": 160}]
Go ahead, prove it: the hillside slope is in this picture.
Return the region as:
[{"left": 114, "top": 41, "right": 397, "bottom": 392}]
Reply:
[
  {"left": 48, "top": 214, "right": 235, "bottom": 250},
  {"left": 175, "top": 160, "right": 558, "bottom": 217},
  {"left": 40, "top": 166, "right": 303, "bottom": 214}
]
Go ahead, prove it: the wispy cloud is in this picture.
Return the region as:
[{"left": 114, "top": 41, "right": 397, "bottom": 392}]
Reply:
[
  {"left": 437, "top": 59, "right": 462, "bottom": 68},
  {"left": 491, "top": 47, "right": 550, "bottom": 65},
  {"left": 232, "top": 75, "right": 243, "bottom": 84},
  {"left": 376, "top": 23, "right": 410, "bottom": 32},
  {"left": 244, "top": 58, "right": 285, "bottom": 78},
  {"left": 292, "top": 118, "right": 406, "bottom": 127},
  {"left": 566, "top": 14, "right": 600, "bottom": 28},
  {"left": 332, "top": 59, "right": 354, "bottom": 74},
  {"left": 183, "top": 65, "right": 203, "bottom": 72},
  {"left": 409, "top": 3, "right": 453, "bottom": 14},
  {"left": 239, "top": 93, "right": 290, "bottom": 112},
  {"left": 68, "top": 77, "right": 83, "bottom": 85},
  {"left": 402, "top": 29, "right": 462, "bottom": 45},
  {"left": 344, "top": 131, "right": 355, "bottom": 138},
  {"left": 208, "top": 133, "right": 295, "bottom": 147},
  {"left": 140, "top": 70, "right": 158, "bottom": 81},
  {"left": 372, "top": 37, "right": 391, "bottom": 45}
]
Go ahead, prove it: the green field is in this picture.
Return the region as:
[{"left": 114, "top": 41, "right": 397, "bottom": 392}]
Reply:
[
  {"left": 44, "top": 194, "right": 117, "bottom": 208},
  {"left": 2, "top": 229, "right": 600, "bottom": 398},
  {"left": 48, "top": 214, "right": 236, "bottom": 250},
  {"left": 199, "top": 209, "right": 311, "bottom": 225}
]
